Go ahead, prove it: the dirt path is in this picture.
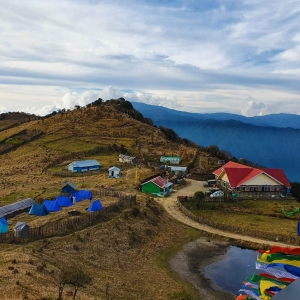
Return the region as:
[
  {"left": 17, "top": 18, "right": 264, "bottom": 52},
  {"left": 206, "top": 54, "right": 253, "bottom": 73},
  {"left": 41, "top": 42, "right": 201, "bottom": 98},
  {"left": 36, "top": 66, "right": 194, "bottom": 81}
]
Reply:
[{"left": 155, "top": 179, "right": 296, "bottom": 248}]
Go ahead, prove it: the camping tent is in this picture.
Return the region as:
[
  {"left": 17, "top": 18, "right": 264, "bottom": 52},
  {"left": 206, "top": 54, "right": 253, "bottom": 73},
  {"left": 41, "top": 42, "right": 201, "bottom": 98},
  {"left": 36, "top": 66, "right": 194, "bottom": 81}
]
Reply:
[
  {"left": 0, "top": 217, "right": 8, "bottom": 234},
  {"left": 14, "top": 222, "right": 30, "bottom": 238},
  {"left": 70, "top": 190, "right": 92, "bottom": 202},
  {"left": 29, "top": 204, "right": 49, "bottom": 216},
  {"left": 44, "top": 200, "right": 62, "bottom": 212},
  {"left": 56, "top": 196, "right": 73, "bottom": 207},
  {"left": 88, "top": 200, "right": 103, "bottom": 212}
]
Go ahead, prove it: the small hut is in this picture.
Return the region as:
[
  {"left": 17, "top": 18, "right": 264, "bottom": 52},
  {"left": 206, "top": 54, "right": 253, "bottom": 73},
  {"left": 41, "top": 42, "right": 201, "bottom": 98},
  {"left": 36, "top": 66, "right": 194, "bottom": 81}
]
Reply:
[
  {"left": 108, "top": 166, "right": 120, "bottom": 178},
  {"left": 160, "top": 156, "right": 181, "bottom": 165},
  {"left": 62, "top": 181, "right": 78, "bottom": 194},
  {"left": 14, "top": 222, "right": 30, "bottom": 238},
  {"left": 119, "top": 154, "right": 138, "bottom": 164}
]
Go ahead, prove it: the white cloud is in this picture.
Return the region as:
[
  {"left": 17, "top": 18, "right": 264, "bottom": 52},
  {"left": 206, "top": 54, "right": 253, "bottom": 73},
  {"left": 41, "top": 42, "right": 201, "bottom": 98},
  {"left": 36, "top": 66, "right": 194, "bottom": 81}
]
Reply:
[
  {"left": 241, "top": 99, "right": 282, "bottom": 117},
  {"left": 0, "top": 105, "right": 8, "bottom": 114},
  {"left": 0, "top": 0, "right": 300, "bottom": 116}
]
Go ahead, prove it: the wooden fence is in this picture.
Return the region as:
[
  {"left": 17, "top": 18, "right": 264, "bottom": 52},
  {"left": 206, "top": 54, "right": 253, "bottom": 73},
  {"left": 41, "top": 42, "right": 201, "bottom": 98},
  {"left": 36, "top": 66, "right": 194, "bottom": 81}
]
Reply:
[
  {"left": 0, "top": 194, "right": 136, "bottom": 244},
  {"left": 177, "top": 196, "right": 224, "bottom": 203},
  {"left": 177, "top": 199, "right": 300, "bottom": 246},
  {"left": 46, "top": 168, "right": 107, "bottom": 177}
]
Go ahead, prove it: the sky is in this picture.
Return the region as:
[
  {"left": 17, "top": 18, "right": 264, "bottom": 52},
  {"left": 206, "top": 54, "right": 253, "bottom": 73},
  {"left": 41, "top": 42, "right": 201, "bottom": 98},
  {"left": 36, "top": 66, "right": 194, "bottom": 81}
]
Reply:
[{"left": 1, "top": 0, "right": 300, "bottom": 117}]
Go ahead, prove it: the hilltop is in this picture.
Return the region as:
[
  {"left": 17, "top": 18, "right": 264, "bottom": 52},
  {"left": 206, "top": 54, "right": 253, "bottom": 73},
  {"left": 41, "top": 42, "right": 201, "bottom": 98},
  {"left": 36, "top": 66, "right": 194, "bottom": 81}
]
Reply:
[
  {"left": 0, "top": 98, "right": 204, "bottom": 300},
  {"left": 0, "top": 98, "right": 198, "bottom": 202}
]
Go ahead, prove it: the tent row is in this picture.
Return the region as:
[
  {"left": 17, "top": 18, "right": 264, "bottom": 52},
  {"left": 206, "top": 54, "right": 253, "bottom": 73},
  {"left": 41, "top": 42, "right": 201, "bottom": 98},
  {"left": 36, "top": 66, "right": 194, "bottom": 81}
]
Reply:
[
  {"left": 0, "top": 189, "right": 103, "bottom": 236},
  {"left": 29, "top": 190, "right": 95, "bottom": 216},
  {"left": 0, "top": 198, "right": 103, "bottom": 236}
]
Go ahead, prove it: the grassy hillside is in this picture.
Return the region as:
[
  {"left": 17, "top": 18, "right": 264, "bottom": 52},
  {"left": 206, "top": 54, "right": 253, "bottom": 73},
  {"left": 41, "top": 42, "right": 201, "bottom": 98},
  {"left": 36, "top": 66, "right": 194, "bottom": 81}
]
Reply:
[
  {"left": 0, "top": 100, "right": 202, "bottom": 300},
  {"left": 0, "top": 100, "right": 198, "bottom": 202}
]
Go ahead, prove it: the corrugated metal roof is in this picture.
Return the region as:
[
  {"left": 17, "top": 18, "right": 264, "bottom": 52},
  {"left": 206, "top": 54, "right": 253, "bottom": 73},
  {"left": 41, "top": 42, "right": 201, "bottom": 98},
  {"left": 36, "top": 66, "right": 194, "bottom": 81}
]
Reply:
[
  {"left": 0, "top": 198, "right": 35, "bottom": 218},
  {"left": 213, "top": 161, "right": 291, "bottom": 188},
  {"left": 142, "top": 176, "right": 172, "bottom": 188},
  {"left": 119, "top": 154, "right": 136, "bottom": 160},
  {"left": 62, "top": 181, "right": 78, "bottom": 190},
  {"left": 109, "top": 166, "right": 120, "bottom": 171},
  {"left": 69, "top": 159, "right": 100, "bottom": 168},
  {"left": 260, "top": 168, "right": 291, "bottom": 188},
  {"left": 14, "top": 221, "right": 29, "bottom": 230}
]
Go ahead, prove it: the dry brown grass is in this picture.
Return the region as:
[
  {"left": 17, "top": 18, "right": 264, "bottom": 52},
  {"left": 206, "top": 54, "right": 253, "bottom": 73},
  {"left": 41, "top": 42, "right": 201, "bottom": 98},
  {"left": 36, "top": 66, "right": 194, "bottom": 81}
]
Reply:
[
  {"left": 0, "top": 200, "right": 201, "bottom": 300},
  {"left": 0, "top": 106, "right": 202, "bottom": 299}
]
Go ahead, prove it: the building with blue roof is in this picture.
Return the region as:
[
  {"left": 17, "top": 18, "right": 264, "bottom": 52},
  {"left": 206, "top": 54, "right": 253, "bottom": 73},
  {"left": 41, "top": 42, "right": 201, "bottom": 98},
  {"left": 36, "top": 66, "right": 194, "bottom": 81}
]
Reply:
[{"left": 68, "top": 159, "right": 101, "bottom": 173}]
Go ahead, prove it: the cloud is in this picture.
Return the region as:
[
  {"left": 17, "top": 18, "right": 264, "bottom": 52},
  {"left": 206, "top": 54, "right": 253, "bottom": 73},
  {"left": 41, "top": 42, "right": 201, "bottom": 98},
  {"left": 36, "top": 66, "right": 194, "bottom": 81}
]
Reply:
[
  {"left": 0, "top": 0, "right": 300, "bottom": 116},
  {"left": 0, "top": 105, "right": 8, "bottom": 114},
  {"left": 241, "top": 99, "right": 282, "bottom": 117}
]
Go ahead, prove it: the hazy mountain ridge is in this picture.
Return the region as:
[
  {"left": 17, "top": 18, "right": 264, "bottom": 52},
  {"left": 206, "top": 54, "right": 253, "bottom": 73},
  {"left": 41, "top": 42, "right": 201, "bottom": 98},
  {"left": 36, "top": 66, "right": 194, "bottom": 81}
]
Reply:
[
  {"left": 132, "top": 102, "right": 300, "bottom": 181},
  {"left": 132, "top": 102, "right": 300, "bottom": 129}
]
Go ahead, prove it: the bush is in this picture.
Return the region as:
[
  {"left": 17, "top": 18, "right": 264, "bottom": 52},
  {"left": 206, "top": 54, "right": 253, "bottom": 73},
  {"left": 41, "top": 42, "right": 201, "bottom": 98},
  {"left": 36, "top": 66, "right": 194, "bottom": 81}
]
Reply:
[
  {"left": 131, "top": 207, "right": 140, "bottom": 217},
  {"left": 194, "top": 191, "right": 205, "bottom": 201}
]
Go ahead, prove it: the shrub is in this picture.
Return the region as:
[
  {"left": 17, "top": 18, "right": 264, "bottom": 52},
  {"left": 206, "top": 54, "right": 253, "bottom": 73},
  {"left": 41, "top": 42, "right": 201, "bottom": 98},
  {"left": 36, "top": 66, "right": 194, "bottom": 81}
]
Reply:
[
  {"left": 37, "top": 265, "right": 44, "bottom": 272},
  {"left": 131, "top": 207, "right": 140, "bottom": 217}
]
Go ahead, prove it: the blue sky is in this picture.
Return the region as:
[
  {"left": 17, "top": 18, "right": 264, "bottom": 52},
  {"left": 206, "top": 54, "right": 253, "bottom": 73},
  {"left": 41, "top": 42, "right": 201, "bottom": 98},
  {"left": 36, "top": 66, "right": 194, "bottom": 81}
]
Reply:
[{"left": 0, "top": 0, "right": 300, "bottom": 116}]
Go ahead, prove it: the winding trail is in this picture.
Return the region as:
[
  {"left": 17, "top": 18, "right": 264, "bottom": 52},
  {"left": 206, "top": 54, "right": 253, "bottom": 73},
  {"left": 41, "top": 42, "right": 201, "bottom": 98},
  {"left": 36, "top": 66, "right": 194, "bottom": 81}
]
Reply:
[{"left": 155, "top": 179, "right": 296, "bottom": 248}]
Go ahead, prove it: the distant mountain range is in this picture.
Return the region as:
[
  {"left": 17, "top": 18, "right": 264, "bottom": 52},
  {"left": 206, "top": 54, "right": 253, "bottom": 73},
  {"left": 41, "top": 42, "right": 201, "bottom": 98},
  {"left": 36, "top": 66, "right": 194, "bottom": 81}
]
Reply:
[
  {"left": 132, "top": 102, "right": 300, "bottom": 182},
  {"left": 132, "top": 102, "right": 300, "bottom": 129}
]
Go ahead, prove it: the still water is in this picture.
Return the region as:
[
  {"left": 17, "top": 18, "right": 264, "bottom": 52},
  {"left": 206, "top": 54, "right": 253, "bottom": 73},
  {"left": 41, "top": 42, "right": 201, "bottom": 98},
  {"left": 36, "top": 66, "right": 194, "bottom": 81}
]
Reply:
[{"left": 205, "top": 246, "right": 257, "bottom": 294}]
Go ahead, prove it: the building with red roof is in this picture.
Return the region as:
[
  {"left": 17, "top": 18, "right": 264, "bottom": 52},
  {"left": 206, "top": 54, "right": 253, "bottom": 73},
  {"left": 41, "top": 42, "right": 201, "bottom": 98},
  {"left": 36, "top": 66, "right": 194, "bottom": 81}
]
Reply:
[
  {"left": 213, "top": 161, "right": 291, "bottom": 198},
  {"left": 141, "top": 176, "right": 173, "bottom": 197}
]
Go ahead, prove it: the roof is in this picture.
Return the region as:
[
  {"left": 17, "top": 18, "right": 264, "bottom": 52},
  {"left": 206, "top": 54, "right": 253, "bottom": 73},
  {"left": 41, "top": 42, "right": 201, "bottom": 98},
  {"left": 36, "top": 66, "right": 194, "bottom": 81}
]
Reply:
[
  {"left": 69, "top": 159, "right": 100, "bottom": 168},
  {"left": 213, "top": 161, "right": 291, "bottom": 188},
  {"left": 109, "top": 166, "right": 120, "bottom": 171},
  {"left": 160, "top": 156, "right": 181, "bottom": 159},
  {"left": 260, "top": 168, "right": 291, "bottom": 188},
  {"left": 119, "top": 154, "right": 136, "bottom": 159},
  {"left": 169, "top": 166, "right": 187, "bottom": 171},
  {"left": 213, "top": 161, "right": 251, "bottom": 177},
  {"left": 62, "top": 181, "right": 78, "bottom": 190},
  {"left": 0, "top": 198, "right": 35, "bottom": 219},
  {"left": 142, "top": 176, "right": 172, "bottom": 188},
  {"left": 14, "top": 221, "right": 29, "bottom": 230}
]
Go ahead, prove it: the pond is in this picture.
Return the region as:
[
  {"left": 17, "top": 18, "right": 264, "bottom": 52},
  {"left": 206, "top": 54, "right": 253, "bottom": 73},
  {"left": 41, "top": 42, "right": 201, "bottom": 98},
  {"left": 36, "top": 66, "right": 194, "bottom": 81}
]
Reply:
[{"left": 205, "top": 246, "right": 257, "bottom": 294}]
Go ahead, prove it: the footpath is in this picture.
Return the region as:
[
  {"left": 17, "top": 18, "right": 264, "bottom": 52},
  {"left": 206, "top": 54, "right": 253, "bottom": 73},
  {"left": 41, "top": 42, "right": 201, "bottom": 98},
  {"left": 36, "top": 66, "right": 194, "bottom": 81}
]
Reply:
[{"left": 155, "top": 179, "right": 296, "bottom": 248}]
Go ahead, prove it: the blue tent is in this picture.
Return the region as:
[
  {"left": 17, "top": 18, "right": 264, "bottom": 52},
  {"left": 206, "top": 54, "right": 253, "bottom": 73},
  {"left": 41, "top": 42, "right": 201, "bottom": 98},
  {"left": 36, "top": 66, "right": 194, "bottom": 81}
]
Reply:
[
  {"left": 71, "top": 190, "right": 93, "bottom": 202},
  {"left": 56, "top": 196, "right": 73, "bottom": 207},
  {"left": 29, "top": 204, "right": 49, "bottom": 216},
  {"left": 88, "top": 200, "right": 103, "bottom": 212},
  {"left": 0, "top": 217, "right": 8, "bottom": 233},
  {"left": 70, "top": 191, "right": 84, "bottom": 202},
  {"left": 44, "top": 200, "right": 62, "bottom": 212}
]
